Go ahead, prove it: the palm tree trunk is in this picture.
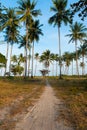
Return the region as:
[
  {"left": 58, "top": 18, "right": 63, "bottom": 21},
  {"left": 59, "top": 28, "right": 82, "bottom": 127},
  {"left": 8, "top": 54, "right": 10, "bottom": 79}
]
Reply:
[
  {"left": 82, "top": 55, "right": 84, "bottom": 75},
  {"left": 72, "top": 60, "right": 73, "bottom": 75},
  {"left": 34, "top": 60, "right": 37, "bottom": 77},
  {"left": 58, "top": 26, "right": 62, "bottom": 79},
  {"left": 9, "top": 44, "right": 13, "bottom": 75},
  {"left": 75, "top": 40, "right": 79, "bottom": 76},
  {"left": 31, "top": 42, "right": 34, "bottom": 78},
  {"left": 64, "top": 66, "right": 67, "bottom": 75},
  {"left": 56, "top": 61, "right": 58, "bottom": 76},
  {"left": 28, "top": 49, "right": 31, "bottom": 77},
  {"left": 4, "top": 42, "right": 9, "bottom": 75},
  {"left": 25, "top": 24, "right": 28, "bottom": 77},
  {"left": 23, "top": 47, "right": 26, "bottom": 76},
  {"left": 52, "top": 61, "right": 54, "bottom": 76}
]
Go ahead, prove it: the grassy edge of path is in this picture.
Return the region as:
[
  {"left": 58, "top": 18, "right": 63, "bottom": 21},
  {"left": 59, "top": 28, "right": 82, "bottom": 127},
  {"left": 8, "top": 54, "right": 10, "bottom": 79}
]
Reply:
[
  {"left": 49, "top": 78, "right": 87, "bottom": 130},
  {"left": 0, "top": 77, "right": 45, "bottom": 130}
]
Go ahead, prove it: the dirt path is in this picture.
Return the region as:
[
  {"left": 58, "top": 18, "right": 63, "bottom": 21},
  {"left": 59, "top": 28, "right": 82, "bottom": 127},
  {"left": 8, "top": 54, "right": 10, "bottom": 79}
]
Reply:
[{"left": 15, "top": 81, "right": 74, "bottom": 130}]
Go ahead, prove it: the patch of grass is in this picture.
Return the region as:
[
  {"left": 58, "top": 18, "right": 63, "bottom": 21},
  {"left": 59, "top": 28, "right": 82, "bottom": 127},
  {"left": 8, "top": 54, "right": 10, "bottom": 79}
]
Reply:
[
  {"left": 49, "top": 78, "right": 87, "bottom": 130},
  {"left": 0, "top": 77, "right": 45, "bottom": 130},
  {"left": 0, "top": 77, "right": 45, "bottom": 107}
]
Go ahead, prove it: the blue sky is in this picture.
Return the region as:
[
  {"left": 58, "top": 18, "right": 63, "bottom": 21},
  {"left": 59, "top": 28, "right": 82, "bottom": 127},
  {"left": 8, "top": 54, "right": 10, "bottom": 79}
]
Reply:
[
  {"left": 0, "top": 0, "right": 87, "bottom": 75},
  {"left": 0, "top": 0, "right": 86, "bottom": 56}
]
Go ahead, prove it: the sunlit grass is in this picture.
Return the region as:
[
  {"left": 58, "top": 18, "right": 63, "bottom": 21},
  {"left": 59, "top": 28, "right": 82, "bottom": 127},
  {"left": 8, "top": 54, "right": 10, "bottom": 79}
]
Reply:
[
  {"left": 49, "top": 78, "right": 87, "bottom": 130},
  {"left": 0, "top": 77, "right": 45, "bottom": 107}
]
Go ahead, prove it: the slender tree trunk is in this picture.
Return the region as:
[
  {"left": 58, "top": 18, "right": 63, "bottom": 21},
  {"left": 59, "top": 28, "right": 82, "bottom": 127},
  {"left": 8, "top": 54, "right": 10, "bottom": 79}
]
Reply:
[
  {"left": 48, "top": 65, "right": 49, "bottom": 76},
  {"left": 72, "top": 60, "right": 73, "bottom": 75},
  {"left": 9, "top": 44, "right": 13, "bottom": 75},
  {"left": 75, "top": 40, "right": 79, "bottom": 76},
  {"left": 56, "top": 61, "right": 58, "bottom": 76},
  {"left": 64, "top": 66, "right": 67, "bottom": 75},
  {"left": 4, "top": 42, "right": 9, "bottom": 75},
  {"left": 62, "top": 63, "right": 64, "bottom": 74},
  {"left": 23, "top": 47, "right": 26, "bottom": 76},
  {"left": 52, "top": 61, "right": 54, "bottom": 76},
  {"left": 31, "top": 42, "right": 34, "bottom": 78},
  {"left": 67, "top": 66, "right": 69, "bottom": 75},
  {"left": 25, "top": 24, "right": 28, "bottom": 77},
  {"left": 28, "top": 49, "right": 31, "bottom": 77},
  {"left": 34, "top": 60, "right": 37, "bottom": 77},
  {"left": 82, "top": 55, "right": 85, "bottom": 75},
  {"left": 58, "top": 26, "right": 62, "bottom": 79}
]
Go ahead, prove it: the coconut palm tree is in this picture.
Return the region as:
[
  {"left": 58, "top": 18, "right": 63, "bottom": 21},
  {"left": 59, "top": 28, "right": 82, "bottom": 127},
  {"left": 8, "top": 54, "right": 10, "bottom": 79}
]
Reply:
[
  {"left": 50, "top": 53, "right": 55, "bottom": 76},
  {"left": 17, "top": 0, "right": 41, "bottom": 77},
  {"left": 5, "top": 25, "right": 20, "bottom": 75},
  {"left": 1, "top": 8, "right": 20, "bottom": 75},
  {"left": 62, "top": 52, "right": 71, "bottom": 75},
  {"left": 0, "top": 53, "right": 6, "bottom": 76},
  {"left": 40, "top": 50, "right": 52, "bottom": 76},
  {"left": 19, "top": 35, "right": 31, "bottom": 76},
  {"left": 11, "top": 55, "right": 17, "bottom": 65},
  {"left": 54, "top": 54, "right": 59, "bottom": 76},
  {"left": 0, "top": 53, "right": 6, "bottom": 67},
  {"left": 34, "top": 53, "right": 39, "bottom": 76},
  {"left": 48, "top": 0, "right": 71, "bottom": 79},
  {"left": 0, "top": 7, "right": 20, "bottom": 75},
  {"left": 28, "top": 19, "right": 43, "bottom": 78},
  {"left": 66, "top": 22, "right": 87, "bottom": 76},
  {"left": 11, "top": 54, "right": 24, "bottom": 76},
  {"left": 78, "top": 43, "right": 87, "bottom": 75},
  {"left": 69, "top": 52, "right": 76, "bottom": 75},
  {"left": 80, "top": 62, "right": 85, "bottom": 75}
]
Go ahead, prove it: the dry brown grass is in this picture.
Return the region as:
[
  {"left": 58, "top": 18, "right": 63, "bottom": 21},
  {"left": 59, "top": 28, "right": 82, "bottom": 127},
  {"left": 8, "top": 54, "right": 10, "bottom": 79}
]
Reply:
[
  {"left": 49, "top": 78, "right": 87, "bottom": 130},
  {"left": 0, "top": 77, "right": 45, "bottom": 130},
  {"left": 0, "top": 77, "right": 44, "bottom": 107}
]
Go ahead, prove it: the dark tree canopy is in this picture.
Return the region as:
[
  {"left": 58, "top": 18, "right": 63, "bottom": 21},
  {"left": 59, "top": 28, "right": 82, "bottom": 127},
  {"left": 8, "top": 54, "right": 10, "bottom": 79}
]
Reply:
[
  {"left": 0, "top": 53, "right": 6, "bottom": 64},
  {"left": 71, "top": 0, "right": 87, "bottom": 20}
]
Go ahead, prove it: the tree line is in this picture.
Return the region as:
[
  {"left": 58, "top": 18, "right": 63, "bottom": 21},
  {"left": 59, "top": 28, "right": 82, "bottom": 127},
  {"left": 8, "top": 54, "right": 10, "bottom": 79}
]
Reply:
[{"left": 0, "top": 0, "right": 87, "bottom": 78}]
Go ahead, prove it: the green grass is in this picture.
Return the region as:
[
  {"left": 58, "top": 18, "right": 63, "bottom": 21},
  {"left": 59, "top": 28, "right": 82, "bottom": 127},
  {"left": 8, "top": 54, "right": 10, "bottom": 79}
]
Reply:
[{"left": 49, "top": 78, "right": 87, "bottom": 130}]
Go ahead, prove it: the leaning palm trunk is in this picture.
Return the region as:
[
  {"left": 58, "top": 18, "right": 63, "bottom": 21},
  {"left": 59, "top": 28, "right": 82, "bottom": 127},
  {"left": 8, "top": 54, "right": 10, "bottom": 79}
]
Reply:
[
  {"left": 31, "top": 42, "right": 34, "bottom": 78},
  {"left": 9, "top": 44, "right": 13, "bottom": 75},
  {"left": 58, "top": 26, "right": 62, "bottom": 79},
  {"left": 75, "top": 40, "right": 79, "bottom": 76},
  {"left": 4, "top": 42, "right": 9, "bottom": 75}
]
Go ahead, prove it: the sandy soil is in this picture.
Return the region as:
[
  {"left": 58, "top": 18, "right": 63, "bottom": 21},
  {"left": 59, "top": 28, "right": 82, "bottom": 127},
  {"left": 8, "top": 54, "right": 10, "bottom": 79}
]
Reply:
[{"left": 15, "top": 82, "right": 74, "bottom": 130}]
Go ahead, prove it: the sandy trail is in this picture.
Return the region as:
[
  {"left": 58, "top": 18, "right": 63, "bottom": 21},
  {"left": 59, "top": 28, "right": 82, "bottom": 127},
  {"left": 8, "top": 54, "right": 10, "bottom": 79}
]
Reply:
[{"left": 15, "top": 81, "right": 74, "bottom": 130}]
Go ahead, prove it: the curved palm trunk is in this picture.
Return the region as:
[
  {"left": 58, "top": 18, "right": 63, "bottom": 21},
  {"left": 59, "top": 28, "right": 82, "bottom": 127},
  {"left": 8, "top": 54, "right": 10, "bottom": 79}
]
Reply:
[
  {"left": 31, "top": 42, "right": 34, "bottom": 78},
  {"left": 4, "top": 42, "right": 9, "bottom": 75},
  {"left": 9, "top": 44, "right": 13, "bottom": 75},
  {"left": 58, "top": 26, "right": 62, "bottom": 79},
  {"left": 75, "top": 40, "right": 79, "bottom": 76}
]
